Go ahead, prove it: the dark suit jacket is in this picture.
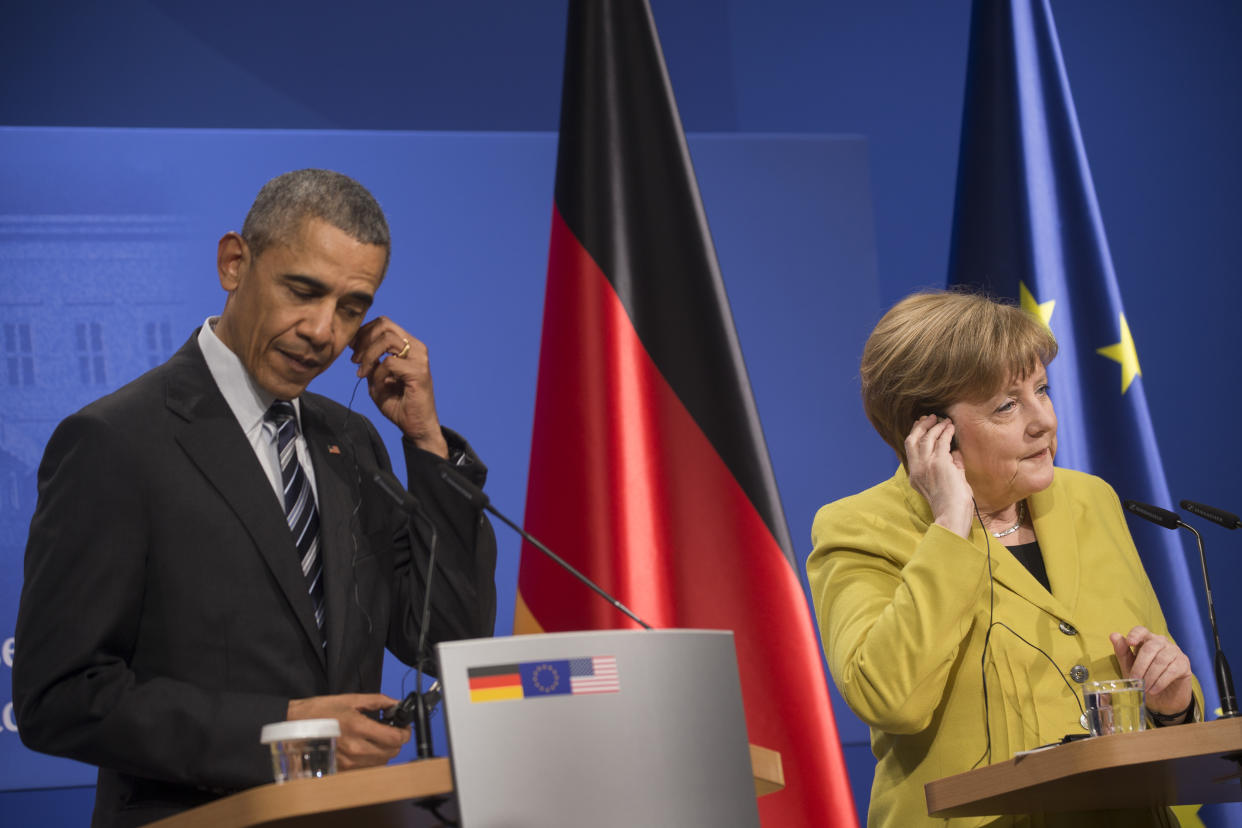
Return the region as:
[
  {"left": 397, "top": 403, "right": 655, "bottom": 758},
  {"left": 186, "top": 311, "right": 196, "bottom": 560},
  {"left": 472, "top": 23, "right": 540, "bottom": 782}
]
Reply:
[{"left": 13, "top": 335, "right": 497, "bottom": 827}]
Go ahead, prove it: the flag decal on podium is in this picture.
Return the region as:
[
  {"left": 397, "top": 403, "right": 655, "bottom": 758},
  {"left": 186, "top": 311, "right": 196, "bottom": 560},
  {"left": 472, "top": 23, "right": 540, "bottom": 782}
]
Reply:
[
  {"left": 467, "top": 664, "right": 523, "bottom": 703},
  {"left": 468, "top": 656, "right": 620, "bottom": 702},
  {"left": 569, "top": 656, "right": 620, "bottom": 694}
]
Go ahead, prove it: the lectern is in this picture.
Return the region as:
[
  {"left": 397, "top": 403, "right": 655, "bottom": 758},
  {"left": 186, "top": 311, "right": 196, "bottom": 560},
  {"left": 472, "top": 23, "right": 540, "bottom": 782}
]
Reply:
[
  {"left": 149, "top": 630, "right": 780, "bottom": 827},
  {"left": 438, "top": 629, "right": 762, "bottom": 828},
  {"left": 925, "top": 718, "right": 1242, "bottom": 817}
]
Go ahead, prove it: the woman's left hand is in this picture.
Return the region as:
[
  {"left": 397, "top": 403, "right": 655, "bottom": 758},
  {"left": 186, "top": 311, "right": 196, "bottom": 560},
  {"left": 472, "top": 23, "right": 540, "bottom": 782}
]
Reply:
[{"left": 1109, "top": 625, "right": 1194, "bottom": 717}]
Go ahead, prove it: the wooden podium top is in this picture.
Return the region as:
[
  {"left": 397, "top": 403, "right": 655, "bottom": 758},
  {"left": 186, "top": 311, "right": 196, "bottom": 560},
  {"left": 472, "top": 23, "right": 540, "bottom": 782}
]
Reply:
[
  {"left": 925, "top": 717, "right": 1242, "bottom": 817},
  {"left": 150, "top": 744, "right": 783, "bottom": 828},
  {"left": 148, "top": 758, "right": 456, "bottom": 828}
]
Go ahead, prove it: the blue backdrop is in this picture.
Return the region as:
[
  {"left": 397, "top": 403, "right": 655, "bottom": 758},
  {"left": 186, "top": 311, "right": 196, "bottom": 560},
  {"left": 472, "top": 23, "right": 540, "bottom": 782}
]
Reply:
[{"left": 0, "top": 126, "right": 887, "bottom": 814}]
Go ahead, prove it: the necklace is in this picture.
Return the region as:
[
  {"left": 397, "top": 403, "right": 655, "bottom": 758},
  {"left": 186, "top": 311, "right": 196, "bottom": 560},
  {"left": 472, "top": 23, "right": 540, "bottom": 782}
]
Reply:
[{"left": 991, "top": 501, "right": 1026, "bottom": 538}]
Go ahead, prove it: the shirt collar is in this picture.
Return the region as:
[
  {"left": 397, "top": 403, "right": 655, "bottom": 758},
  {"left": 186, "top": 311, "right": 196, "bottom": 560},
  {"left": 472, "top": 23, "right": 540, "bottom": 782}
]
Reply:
[{"left": 198, "top": 317, "right": 301, "bottom": 434}]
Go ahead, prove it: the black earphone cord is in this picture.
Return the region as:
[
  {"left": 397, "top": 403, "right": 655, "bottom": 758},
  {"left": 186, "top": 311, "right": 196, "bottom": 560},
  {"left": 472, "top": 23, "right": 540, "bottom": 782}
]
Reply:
[{"left": 972, "top": 499, "right": 1086, "bottom": 770}]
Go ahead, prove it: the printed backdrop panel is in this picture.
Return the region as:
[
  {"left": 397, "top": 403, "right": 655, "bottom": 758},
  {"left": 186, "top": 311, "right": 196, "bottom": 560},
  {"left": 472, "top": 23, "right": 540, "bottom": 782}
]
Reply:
[{"left": 0, "top": 127, "right": 883, "bottom": 791}]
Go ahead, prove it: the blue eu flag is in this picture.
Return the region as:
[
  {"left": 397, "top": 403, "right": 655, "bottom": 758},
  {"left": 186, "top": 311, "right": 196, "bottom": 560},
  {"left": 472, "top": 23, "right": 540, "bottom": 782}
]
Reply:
[
  {"left": 519, "top": 660, "right": 573, "bottom": 697},
  {"left": 947, "top": 4, "right": 1232, "bottom": 823}
]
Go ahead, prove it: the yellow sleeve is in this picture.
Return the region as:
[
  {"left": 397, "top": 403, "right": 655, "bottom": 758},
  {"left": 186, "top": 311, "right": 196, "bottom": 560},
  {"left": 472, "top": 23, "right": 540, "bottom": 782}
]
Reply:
[{"left": 808, "top": 493, "right": 990, "bottom": 735}]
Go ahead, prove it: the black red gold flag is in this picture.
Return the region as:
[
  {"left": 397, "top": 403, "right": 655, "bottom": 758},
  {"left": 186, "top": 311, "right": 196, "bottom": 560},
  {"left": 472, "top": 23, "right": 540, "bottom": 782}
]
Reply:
[{"left": 515, "top": 2, "right": 857, "bottom": 824}]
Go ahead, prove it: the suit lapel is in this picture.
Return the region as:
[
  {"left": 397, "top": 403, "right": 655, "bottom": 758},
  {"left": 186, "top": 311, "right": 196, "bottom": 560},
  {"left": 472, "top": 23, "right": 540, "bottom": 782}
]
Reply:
[
  {"left": 894, "top": 465, "right": 1080, "bottom": 622},
  {"left": 164, "top": 339, "right": 328, "bottom": 670},
  {"left": 980, "top": 476, "right": 1078, "bottom": 623},
  {"left": 1028, "top": 476, "right": 1081, "bottom": 615},
  {"left": 300, "top": 398, "right": 362, "bottom": 685}
]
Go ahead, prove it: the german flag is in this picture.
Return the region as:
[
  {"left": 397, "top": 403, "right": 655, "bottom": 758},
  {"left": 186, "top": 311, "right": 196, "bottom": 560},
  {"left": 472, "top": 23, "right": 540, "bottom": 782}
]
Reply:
[
  {"left": 467, "top": 664, "right": 523, "bottom": 704},
  {"left": 515, "top": 2, "right": 857, "bottom": 825}
]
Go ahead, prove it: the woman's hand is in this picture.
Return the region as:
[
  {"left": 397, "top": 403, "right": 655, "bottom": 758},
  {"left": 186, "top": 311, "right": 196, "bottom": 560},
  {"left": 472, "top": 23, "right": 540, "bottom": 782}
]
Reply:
[
  {"left": 1110, "top": 626, "right": 1195, "bottom": 720},
  {"left": 906, "top": 414, "right": 975, "bottom": 538}
]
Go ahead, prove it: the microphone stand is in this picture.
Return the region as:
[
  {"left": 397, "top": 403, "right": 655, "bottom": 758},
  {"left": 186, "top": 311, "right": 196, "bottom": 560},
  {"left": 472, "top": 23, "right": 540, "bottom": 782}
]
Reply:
[
  {"left": 369, "top": 467, "right": 444, "bottom": 757},
  {"left": 437, "top": 463, "right": 652, "bottom": 630},
  {"left": 1175, "top": 520, "right": 1238, "bottom": 719},
  {"left": 1124, "top": 500, "right": 1239, "bottom": 718}
]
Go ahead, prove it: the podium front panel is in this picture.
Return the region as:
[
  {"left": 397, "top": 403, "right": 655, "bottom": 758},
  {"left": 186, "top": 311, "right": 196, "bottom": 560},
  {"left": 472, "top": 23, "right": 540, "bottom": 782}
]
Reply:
[{"left": 438, "top": 629, "right": 760, "bottom": 828}]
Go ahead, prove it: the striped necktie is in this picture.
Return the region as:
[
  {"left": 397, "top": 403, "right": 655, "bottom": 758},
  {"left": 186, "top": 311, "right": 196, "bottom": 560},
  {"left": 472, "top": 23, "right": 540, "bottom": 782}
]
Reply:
[{"left": 266, "top": 400, "right": 326, "bottom": 644}]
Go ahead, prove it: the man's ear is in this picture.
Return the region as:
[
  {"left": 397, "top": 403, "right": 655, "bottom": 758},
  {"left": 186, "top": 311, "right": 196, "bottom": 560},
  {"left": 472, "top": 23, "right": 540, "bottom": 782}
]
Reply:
[{"left": 217, "top": 232, "right": 249, "bottom": 291}]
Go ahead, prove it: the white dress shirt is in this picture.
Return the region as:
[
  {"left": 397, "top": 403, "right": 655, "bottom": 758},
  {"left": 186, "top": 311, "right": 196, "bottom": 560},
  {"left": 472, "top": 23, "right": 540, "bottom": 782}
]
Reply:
[{"left": 197, "top": 318, "right": 320, "bottom": 507}]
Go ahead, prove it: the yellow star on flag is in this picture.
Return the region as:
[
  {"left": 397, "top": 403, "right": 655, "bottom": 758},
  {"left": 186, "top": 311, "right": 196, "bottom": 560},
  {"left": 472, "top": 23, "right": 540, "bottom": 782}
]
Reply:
[
  {"left": 1019, "top": 281, "right": 1055, "bottom": 331},
  {"left": 1096, "top": 313, "right": 1142, "bottom": 393}
]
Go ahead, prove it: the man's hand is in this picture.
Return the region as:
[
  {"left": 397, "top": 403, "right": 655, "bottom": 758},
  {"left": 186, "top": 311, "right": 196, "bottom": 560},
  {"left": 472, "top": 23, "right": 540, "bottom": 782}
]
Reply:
[
  {"left": 350, "top": 317, "right": 449, "bottom": 458},
  {"left": 287, "top": 693, "right": 411, "bottom": 770}
]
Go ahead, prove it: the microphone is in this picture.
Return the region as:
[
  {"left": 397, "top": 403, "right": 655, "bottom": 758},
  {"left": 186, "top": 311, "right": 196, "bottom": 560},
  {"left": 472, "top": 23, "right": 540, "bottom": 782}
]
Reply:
[
  {"left": 1122, "top": 499, "right": 1180, "bottom": 530},
  {"left": 363, "top": 461, "right": 441, "bottom": 756},
  {"left": 436, "top": 463, "right": 652, "bottom": 630},
  {"left": 1180, "top": 500, "right": 1242, "bottom": 531},
  {"left": 370, "top": 464, "right": 420, "bottom": 513},
  {"left": 1123, "top": 499, "right": 1239, "bottom": 718},
  {"left": 436, "top": 462, "right": 488, "bottom": 510}
]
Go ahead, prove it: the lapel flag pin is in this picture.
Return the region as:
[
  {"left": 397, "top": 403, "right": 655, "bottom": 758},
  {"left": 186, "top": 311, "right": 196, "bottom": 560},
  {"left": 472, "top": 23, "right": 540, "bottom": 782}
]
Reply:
[{"left": 328, "top": 445, "right": 341, "bottom": 455}]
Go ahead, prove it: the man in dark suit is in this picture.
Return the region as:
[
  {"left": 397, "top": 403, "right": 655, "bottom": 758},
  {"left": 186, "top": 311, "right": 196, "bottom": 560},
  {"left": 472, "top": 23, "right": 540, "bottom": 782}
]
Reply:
[{"left": 12, "top": 169, "right": 497, "bottom": 827}]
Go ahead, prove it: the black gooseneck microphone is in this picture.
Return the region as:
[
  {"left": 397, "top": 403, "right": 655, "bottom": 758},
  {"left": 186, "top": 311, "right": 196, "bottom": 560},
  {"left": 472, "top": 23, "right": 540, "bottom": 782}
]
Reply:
[
  {"left": 436, "top": 462, "right": 653, "bottom": 630},
  {"left": 1122, "top": 499, "right": 1239, "bottom": 718},
  {"left": 1180, "top": 499, "right": 1242, "bottom": 531},
  {"left": 339, "top": 379, "right": 441, "bottom": 756},
  {"left": 367, "top": 463, "right": 442, "bottom": 756}
]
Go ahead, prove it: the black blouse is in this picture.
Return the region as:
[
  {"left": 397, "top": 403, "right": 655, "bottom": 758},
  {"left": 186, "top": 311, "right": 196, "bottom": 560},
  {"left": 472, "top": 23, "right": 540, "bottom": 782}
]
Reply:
[{"left": 1005, "top": 539, "right": 1051, "bottom": 593}]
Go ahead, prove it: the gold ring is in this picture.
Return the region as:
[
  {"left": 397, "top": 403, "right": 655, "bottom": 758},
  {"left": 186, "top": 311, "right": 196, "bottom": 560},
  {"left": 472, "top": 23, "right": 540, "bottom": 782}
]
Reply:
[{"left": 396, "top": 339, "right": 411, "bottom": 359}]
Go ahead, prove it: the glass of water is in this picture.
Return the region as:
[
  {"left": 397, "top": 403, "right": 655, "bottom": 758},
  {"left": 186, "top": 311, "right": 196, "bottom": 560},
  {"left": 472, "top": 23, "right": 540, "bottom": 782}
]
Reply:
[{"left": 1083, "top": 678, "right": 1146, "bottom": 736}]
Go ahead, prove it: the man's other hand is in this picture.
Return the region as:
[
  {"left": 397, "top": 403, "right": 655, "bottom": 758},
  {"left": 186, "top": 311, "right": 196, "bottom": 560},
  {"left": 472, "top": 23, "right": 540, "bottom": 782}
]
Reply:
[{"left": 287, "top": 693, "right": 411, "bottom": 770}]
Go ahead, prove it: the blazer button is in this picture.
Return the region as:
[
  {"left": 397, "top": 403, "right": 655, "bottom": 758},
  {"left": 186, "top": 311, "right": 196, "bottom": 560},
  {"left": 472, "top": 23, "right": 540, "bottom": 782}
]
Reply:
[
  {"left": 1058, "top": 621, "right": 1078, "bottom": 636},
  {"left": 1069, "top": 664, "right": 1089, "bottom": 683}
]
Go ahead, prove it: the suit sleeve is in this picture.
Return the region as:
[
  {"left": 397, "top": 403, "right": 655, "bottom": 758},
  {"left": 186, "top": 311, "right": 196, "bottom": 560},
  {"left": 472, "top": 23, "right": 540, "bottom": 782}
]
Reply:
[
  {"left": 13, "top": 412, "right": 286, "bottom": 790},
  {"left": 807, "top": 499, "right": 991, "bottom": 735}
]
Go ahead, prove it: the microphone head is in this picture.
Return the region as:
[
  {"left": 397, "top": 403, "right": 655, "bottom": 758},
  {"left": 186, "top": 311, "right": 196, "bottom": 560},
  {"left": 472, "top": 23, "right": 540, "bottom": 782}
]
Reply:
[
  {"left": 1123, "top": 499, "right": 1183, "bottom": 530},
  {"left": 1179, "top": 499, "right": 1242, "bottom": 530},
  {"left": 438, "top": 462, "right": 491, "bottom": 509},
  {"left": 370, "top": 468, "right": 419, "bottom": 513}
]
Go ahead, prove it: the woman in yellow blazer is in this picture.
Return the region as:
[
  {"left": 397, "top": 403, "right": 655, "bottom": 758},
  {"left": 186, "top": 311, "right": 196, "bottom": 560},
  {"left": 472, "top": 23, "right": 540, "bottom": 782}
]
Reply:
[{"left": 808, "top": 291, "right": 1200, "bottom": 827}]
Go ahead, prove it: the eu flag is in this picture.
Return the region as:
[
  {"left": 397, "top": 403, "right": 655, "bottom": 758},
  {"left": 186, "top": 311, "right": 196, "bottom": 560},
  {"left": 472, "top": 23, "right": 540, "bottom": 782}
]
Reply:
[
  {"left": 946, "top": 5, "right": 1232, "bottom": 822},
  {"left": 519, "top": 661, "right": 573, "bottom": 698}
]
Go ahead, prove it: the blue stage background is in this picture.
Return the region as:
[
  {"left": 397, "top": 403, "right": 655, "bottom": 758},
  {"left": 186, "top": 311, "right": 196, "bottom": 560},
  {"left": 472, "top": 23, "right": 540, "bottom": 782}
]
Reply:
[
  {"left": 2, "top": 1, "right": 1240, "bottom": 824},
  {"left": 0, "top": 126, "right": 888, "bottom": 810}
]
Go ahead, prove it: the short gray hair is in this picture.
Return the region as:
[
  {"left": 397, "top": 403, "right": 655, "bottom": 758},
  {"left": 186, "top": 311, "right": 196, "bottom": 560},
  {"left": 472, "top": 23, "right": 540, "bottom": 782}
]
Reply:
[{"left": 241, "top": 169, "right": 391, "bottom": 273}]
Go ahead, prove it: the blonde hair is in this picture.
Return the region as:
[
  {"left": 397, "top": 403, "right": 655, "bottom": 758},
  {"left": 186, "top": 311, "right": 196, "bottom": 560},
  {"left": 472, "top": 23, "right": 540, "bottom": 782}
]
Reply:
[{"left": 860, "top": 290, "right": 1058, "bottom": 467}]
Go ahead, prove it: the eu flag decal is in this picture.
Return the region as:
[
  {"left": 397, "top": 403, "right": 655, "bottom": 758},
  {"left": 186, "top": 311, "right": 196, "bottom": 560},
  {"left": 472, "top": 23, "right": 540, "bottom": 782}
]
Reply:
[
  {"left": 520, "top": 661, "right": 573, "bottom": 697},
  {"left": 468, "top": 656, "right": 620, "bottom": 703}
]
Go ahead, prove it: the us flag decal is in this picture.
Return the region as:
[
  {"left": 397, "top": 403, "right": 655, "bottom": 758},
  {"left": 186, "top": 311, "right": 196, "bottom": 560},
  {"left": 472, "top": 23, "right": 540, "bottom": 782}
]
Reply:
[{"left": 569, "top": 655, "right": 619, "bottom": 694}]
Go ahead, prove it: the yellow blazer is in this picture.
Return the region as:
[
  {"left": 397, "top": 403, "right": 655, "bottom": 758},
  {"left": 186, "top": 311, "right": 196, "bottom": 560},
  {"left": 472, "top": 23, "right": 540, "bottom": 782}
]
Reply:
[{"left": 808, "top": 466, "right": 1200, "bottom": 827}]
